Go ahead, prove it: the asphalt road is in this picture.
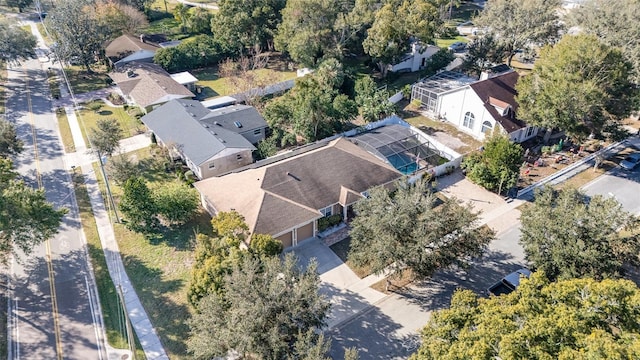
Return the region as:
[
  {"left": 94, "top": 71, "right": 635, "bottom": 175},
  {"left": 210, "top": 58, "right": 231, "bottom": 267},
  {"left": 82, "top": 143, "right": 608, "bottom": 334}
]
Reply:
[
  {"left": 582, "top": 165, "right": 640, "bottom": 215},
  {"left": 5, "top": 57, "right": 106, "bottom": 358}
]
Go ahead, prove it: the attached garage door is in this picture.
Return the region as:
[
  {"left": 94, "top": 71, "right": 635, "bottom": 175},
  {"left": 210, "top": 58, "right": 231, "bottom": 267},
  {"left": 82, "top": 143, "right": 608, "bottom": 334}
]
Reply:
[
  {"left": 296, "top": 222, "right": 314, "bottom": 244},
  {"left": 276, "top": 231, "right": 293, "bottom": 248}
]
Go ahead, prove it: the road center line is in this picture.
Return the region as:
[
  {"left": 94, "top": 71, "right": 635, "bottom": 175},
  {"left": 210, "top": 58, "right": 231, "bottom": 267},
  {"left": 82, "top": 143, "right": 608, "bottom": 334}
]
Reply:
[{"left": 24, "top": 65, "right": 63, "bottom": 360}]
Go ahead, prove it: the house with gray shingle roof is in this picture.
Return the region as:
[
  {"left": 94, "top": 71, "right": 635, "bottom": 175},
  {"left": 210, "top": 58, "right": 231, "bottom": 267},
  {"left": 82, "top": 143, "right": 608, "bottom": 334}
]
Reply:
[
  {"left": 194, "top": 137, "right": 402, "bottom": 248},
  {"left": 411, "top": 67, "right": 541, "bottom": 143},
  {"left": 109, "top": 62, "right": 195, "bottom": 113},
  {"left": 141, "top": 99, "right": 264, "bottom": 179}
]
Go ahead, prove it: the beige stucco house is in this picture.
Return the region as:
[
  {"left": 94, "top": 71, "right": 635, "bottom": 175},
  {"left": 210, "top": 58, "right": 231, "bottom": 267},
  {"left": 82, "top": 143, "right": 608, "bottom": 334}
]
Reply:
[{"left": 194, "top": 138, "right": 402, "bottom": 248}]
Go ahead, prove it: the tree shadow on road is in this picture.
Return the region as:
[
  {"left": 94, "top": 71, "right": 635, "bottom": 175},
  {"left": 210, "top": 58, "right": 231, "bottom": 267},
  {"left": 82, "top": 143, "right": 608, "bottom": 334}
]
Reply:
[{"left": 399, "top": 249, "right": 523, "bottom": 313}]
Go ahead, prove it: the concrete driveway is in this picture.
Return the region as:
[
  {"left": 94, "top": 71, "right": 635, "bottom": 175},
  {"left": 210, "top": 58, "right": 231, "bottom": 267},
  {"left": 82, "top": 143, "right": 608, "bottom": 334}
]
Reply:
[{"left": 292, "top": 171, "right": 528, "bottom": 359}]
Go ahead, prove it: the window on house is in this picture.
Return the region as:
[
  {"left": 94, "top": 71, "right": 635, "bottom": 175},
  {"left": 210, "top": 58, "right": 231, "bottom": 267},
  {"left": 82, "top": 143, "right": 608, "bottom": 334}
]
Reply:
[
  {"left": 481, "top": 121, "right": 493, "bottom": 134},
  {"left": 463, "top": 112, "right": 475, "bottom": 129},
  {"left": 236, "top": 154, "right": 242, "bottom": 160},
  {"left": 208, "top": 162, "right": 215, "bottom": 169},
  {"left": 526, "top": 126, "right": 535, "bottom": 137},
  {"left": 320, "top": 206, "right": 332, "bottom": 217},
  {"left": 253, "top": 128, "right": 261, "bottom": 135}
]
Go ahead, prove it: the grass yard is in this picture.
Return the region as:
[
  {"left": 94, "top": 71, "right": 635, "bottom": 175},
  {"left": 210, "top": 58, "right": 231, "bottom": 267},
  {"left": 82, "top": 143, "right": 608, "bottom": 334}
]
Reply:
[
  {"left": 36, "top": 23, "right": 52, "bottom": 45},
  {"left": 191, "top": 66, "right": 297, "bottom": 99},
  {"left": 55, "top": 107, "right": 75, "bottom": 152},
  {"left": 76, "top": 101, "right": 144, "bottom": 145},
  {"left": 435, "top": 35, "right": 469, "bottom": 49},
  {"left": 400, "top": 105, "right": 482, "bottom": 153},
  {"left": 91, "top": 147, "right": 214, "bottom": 359},
  {"left": 47, "top": 68, "right": 61, "bottom": 100},
  {"left": 64, "top": 66, "right": 110, "bottom": 95},
  {"left": 71, "top": 170, "right": 146, "bottom": 358},
  {"left": 330, "top": 237, "right": 372, "bottom": 279},
  {"left": 143, "top": 17, "right": 181, "bottom": 37}
]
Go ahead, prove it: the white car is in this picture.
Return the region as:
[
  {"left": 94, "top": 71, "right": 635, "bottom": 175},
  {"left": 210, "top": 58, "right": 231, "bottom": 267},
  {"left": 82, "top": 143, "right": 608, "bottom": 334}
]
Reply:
[{"left": 448, "top": 42, "right": 467, "bottom": 52}]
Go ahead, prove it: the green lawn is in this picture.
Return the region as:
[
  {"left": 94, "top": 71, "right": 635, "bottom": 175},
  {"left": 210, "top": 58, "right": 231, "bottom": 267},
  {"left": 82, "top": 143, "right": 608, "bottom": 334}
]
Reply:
[
  {"left": 63, "top": 66, "right": 110, "bottom": 95},
  {"left": 71, "top": 170, "right": 146, "bottom": 358},
  {"left": 47, "top": 68, "right": 61, "bottom": 100},
  {"left": 91, "top": 147, "right": 214, "bottom": 359},
  {"left": 142, "top": 17, "right": 185, "bottom": 40},
  {"left": 76, "top": 101, "right": 144, "bottom": 145},
  {"left": 55, "top": 107, "right": 75, "bottom": 153},
  {"left": 435, "top": 36, "right": 469, "bottom": 49},
  {"left": 191, "top": 67, "right": 297, "bottom": 99}
]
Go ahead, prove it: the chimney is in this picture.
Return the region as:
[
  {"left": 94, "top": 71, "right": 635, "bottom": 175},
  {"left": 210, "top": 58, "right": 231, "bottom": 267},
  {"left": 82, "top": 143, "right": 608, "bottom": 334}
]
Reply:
[
  {"left": 479, "top": 70, "right": 490, "bottom": 81},
  {"left": 139, "top": 34, "right": 145, "bottom": 43}
]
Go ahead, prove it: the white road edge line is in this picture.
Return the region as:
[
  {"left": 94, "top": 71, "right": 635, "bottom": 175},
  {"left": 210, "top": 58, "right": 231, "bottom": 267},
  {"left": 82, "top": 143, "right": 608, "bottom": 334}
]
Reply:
[{"left": 85, "top": 274, "right": 104, "bottom": 360}]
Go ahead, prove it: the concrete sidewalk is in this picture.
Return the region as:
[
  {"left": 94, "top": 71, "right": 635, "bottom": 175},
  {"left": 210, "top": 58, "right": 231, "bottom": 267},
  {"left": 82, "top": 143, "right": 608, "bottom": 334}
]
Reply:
[
  {"left": 63, "top": 103, "right": 165, "bottom": 359},
  {"left": 29, "top": 22, "right": 168, "bottom": 360}
]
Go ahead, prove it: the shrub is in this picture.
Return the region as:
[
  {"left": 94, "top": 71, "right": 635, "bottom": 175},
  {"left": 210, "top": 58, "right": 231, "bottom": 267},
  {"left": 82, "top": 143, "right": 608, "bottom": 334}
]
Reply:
[{"left": 317, "top": 214, "right": 342, "bottom": 232}]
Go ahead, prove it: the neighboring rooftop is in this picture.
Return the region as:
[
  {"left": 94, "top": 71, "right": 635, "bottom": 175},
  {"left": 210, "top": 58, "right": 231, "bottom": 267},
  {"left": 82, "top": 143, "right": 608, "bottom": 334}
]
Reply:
[
  {"left": 414, "top": 71, "right": 477, "bottom": 95},
  {"left": 105, "top": 34, "right": 161, "bottom": 63},
  {"left": 140, "top": 99, "right": 255, "bottom": 165},
  {"left": 200, "top": 104, "right": 267, "bottom": 133},
  {"left": 109, "top": 62, "right": 195, "bottom": 109},
  {"left": 170, "top": 71, "right": 198, "bottom": 85}
]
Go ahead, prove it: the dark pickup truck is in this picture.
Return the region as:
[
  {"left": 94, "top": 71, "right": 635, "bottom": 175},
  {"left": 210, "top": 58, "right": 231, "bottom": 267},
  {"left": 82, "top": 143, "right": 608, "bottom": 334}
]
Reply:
[{"left": 487, "top": 268, "right": 531, "bottom": 296}]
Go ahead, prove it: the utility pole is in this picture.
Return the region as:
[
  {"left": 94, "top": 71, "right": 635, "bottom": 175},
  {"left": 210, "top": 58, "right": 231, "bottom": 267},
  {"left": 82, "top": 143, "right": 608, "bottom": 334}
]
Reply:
[{"left": 98, "top": 151, "right": 120, "bottom": 223}]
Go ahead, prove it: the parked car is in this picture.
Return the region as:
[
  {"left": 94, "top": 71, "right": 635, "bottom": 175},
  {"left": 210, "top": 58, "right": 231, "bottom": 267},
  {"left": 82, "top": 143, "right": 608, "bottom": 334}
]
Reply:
[
  {"left": 620, "top": 152, "right": 640, "bottom": 170},
  {"left": 487, "top": 268, "right": 531, "bottom": 296},
  {"left": 448, "top": 42, "right": 467, "bottom": 52}
]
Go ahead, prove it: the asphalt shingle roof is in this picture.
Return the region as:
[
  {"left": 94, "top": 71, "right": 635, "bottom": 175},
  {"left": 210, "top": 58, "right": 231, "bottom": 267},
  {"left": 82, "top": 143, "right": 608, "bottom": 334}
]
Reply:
[
  {"left": 200, "top": 105, "right": 267, "bottom": 133},
  {"left": 470, "top": 71, "right": 526, "bottom": 133},
  {"left": 109, "top": 62, "right": 194, "bottom": 108},
  {"left": 140, "top": 99, "right": 255, "bottom": 165},
  {"left": 194, "top": 138, "right": 402, "bottom": 236}
]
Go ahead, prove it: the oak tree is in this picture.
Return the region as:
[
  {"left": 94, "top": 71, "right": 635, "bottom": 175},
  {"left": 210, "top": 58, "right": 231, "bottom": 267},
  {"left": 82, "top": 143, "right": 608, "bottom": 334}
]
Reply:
[
  {"left": 263, "top": 59, "right": 357, "bottom": 143},
  {"left": 153, "top": 182, "right": 199, "bottom": 225},
  {"left": 520, "top": 186, "right": 640, "bottom": 281},
  {"left": 211, "top": 0, "right": 285, "bottom": 54},
  {"left": 363, "top": 0, "right": 440, "bottom": 77},
  {"left": 187, "top": 253, "right": 330, "bottom": 359},
  {"left": 0, "top": 158, "right": 67, "bottom": 263},
  {"left": 571, "top": 0, "right": 640, "bottom": 83},
  {"left": 0, "top": 120, "right": 23, "bottom": 156},
  {"left": 349, "top": 179, "right": 493, "bottom": 281},
  {"left": 46, "top": 0, "right": 106, "bottom": 72},
  {"left": 413, "top": 274, "right": 640, "bottom": 359},
  {"left": 474, "top": 0, "right": 562, "bottom": 66},
  {"left": 516, "top": 34, "right": 636, "bottom": 140},
  {"left": 462, "top": 133, "right": 523, "bottom": 195},
  {"left": 0, "top": 18, "right": 36, "bottom": 63},
  {"left": 88, "top": 118, "right": 123, "bottom": 157}
]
